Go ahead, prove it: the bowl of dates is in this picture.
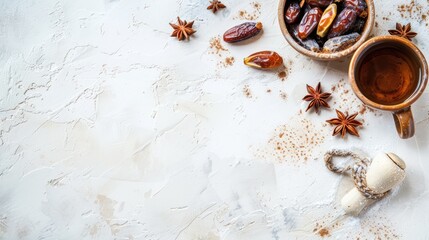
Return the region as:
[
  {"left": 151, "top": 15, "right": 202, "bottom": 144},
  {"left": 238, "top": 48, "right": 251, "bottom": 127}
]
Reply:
[{"left": 278, "top": 0, "right": 374, "bottom": 61}]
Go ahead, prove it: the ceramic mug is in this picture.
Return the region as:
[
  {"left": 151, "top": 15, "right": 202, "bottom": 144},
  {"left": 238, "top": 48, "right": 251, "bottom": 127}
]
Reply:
[{"left": 349, "top": 36, "right": 428, "bottom": 139}]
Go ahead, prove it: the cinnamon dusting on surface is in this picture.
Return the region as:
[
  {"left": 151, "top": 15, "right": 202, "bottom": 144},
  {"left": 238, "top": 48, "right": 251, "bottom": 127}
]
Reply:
[
  {"left": 223, "top": 57, "right": 235, "bottom": 67},
  {"left": 316, "top": 213, "right": 345, "bottom": 232},
  {"left": 397, "top": 1, "right": 429, "bottom": 26},
  {"left": 280, "top": 91, "right": 288, "bottom": 101},
  {"left": 253, "top": 2, "right": 261, "bottom": 10},
  {"left": 209, "top": 36, "right": 235, "bottom": 68},
  {"left": 345, "top": 215, "right": 401, "bottom": 239},
  {"left": 278, "top": 71, "right": 287, "bottom": 80},
  {"left": 243, "top": 85, "right": 252, "bottom": 98},
  {"left": 278, "top": 61, "right": 292, "bottom": 81},
  {"left": 255, "top": 117, "right": 326, "bottom": 165},
  {"left": 330, "top": 79, "right": 380, "bottom": 117},
  {"left": 234, "top": 2, "right": 261, "bottom": 20},
  {"left": 359, "top": 105, "right": 367, "bottom": 115},
  {"left": 312, "top": 215, "right": 343, "bottom": 238},
  {"left": 318, "top": 228, "right": 330, "bottom": 237},
  {"left": 209, "top": 36, "right": 227, "bottom": 55},
  {"left": 397, "top": 0, "right": 428, "bottom": 19}
]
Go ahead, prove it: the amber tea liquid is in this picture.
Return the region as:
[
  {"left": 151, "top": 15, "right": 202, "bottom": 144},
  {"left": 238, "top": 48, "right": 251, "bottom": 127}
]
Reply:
[{"left": 357, "top": 47, "right": 420, "bottom": 105}]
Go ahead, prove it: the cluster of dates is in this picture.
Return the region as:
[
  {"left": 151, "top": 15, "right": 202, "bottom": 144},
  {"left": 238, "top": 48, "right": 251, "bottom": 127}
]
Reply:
[
  {"left": 285, "top": 0, "right": 368, "bottom": 53},
  {"left": 223, "top": 22, "right": 284, "bottom": 69}
]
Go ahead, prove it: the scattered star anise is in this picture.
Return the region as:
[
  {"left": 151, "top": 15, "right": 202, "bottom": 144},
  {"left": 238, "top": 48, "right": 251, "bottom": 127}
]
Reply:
[
  {"left": 388, "top": 23, "right": 417, "bottom": 41},
  {"left": 169, "top": 17, "right": 196, "bottom": 41},
  {"left": 207, "top": 0, "right": 226, "bottom": 13},
  {"left": 303, "top": 82, "right": 331, "bottom": 113},
  {"left": 326, "top": 109, "right": 363, "bottom": 138}
]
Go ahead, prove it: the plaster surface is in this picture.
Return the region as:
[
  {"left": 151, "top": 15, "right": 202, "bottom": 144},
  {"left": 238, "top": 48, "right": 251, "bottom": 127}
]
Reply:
[{"left": 1, "top": 0, "right": 429, "bottom": 239}]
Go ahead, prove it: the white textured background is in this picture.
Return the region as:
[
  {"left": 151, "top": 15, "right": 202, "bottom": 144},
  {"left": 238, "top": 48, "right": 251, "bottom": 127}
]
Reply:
[{"left": 1, "top": 0, "right": 429, "bottom": 239}]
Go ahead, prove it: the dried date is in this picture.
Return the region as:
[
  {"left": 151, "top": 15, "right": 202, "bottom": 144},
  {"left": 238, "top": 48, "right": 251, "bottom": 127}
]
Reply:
[
  {"left": 344, "top": 0, "right": 367, "bottom": 17},
  {"left": 291, "top": 25, "right": 320, "bottom": 52},
  {"left": 223, "top": 22, "right": 263, "bottom": 43},
  {"left": 243, "top": 51, "right": 283, "bottom": 69},
  {"left": 306, "top": 0, "right": 331, "bottom": 8},
  {"left": 298, "top": 7, "right": 323, "bottom": 40},
  {"left": 350, "top": 18, "right": 366, "bottom": 33},
  {"left": 317, "top": 3, "right": 337, "bottom": 37},
  {"left": 323, "top": 32, "right": 360, "bottom": 52},
  {"left": 344, "top": 0, "right": 359, "bottom": 8},
  {"left": 285, "top": 2, "right": 301, "bottom": 24},
  {"left": 284, "top": 0, "right": 367, "bottom": 53},
  {"left": 357, "top": 0, "right": 368, "bottom": 17},
  {"left": 327, "top": 7, "right": 357, "bottom": 38}
]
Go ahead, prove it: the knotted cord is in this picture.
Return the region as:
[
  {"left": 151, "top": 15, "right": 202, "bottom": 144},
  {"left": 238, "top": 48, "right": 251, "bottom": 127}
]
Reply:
[{"left": 324, "top": 149, "right": 387, "bottom": 200}]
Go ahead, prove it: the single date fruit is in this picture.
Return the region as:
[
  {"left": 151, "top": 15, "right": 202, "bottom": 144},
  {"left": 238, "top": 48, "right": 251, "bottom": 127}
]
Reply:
[
  {"left": 327, "top": 7, "right": 357, "bottom": 38},
  {"left": 344, "top": 0, "right": 367, "bottom": 17},
  {"left": 291, "top": 25, "right": 320, "bottom": 51},
  {"left": 223, "top": 22, "right": 263, "bottom": 43},
  {"left": 317, "top": 3, "right": 337, "bottom": 37},
  {"left": 243, "top": 51, "right": 283, "bottom": 69},
  {"left": 306, "top": 0, "right": 331, "bottom": 8},
  {"left": 285, "top": 2, "right": 301, "bottom": 24},
  {"left": 323, "top": 32, "right": 360, "bottom": 52},
  {"left": 298, "top": 7, "right": 323, "bottom": 40},
  {"left": 344, "top": 0, "right": 359, "bottom": 8}
]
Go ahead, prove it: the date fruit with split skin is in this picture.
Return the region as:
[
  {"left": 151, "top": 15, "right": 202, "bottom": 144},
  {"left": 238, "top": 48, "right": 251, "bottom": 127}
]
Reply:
[
  {"left": 298, "top": 7, "right": 323, "bottom": 40},
  {"left": 285, "top": 2, "right": 301, "bottom": 24},
  {"left": 291, "top": 25, "right": 320, "bottom": 51},
  {"left": 317, "top": 3, "right": 337, "bottom": 37},
  {"left": 244, "top": 51, "right": 284, "bottom": 69},
  {"left": 328, "top": 7, "right": 358, "bottom": 38}
]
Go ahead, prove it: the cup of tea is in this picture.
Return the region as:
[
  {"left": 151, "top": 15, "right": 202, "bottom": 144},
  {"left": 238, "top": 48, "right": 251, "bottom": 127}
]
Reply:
[{"left": 349, "top": 35, "right": 428, "bottom": 139}]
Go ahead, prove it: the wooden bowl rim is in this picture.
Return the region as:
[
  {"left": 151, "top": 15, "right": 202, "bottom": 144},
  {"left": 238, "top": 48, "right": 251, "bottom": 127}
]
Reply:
[{"left": 278, "top": 0, "right": 375, "bottom": 61}]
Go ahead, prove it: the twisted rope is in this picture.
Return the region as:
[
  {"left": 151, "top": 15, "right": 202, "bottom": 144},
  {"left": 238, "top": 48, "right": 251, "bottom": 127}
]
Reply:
[{"left": 324, "top": 149, "right": 387, "bottom": 200}]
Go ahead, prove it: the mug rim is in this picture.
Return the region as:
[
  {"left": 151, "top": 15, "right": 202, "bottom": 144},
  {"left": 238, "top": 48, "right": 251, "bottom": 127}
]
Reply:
[{"left": 349, "top": 35, "right": 428, "bottom": 111}]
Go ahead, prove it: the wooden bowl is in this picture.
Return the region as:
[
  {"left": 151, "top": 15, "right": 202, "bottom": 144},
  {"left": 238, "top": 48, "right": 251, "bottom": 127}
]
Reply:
[{"left": 278, "top": 0, "right": 375, "bottom": 61}]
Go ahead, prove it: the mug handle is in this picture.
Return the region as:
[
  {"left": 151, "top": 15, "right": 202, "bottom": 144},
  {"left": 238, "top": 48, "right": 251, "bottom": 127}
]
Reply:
[{"left": 392, "top": 107, "right": 415, "bottom": 139}]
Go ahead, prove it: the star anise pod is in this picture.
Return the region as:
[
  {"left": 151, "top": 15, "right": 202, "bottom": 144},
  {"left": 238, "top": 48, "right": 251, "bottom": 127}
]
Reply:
[
  {"left": 326, "top": 109, "right": 363, "bottom": 138},
  {"left": 303, "top": 82, "right": 331, "bottom": 113},
  {"left": 388, "top": 23, "right": 417, "bottom": 41},
  {"left": 169, "top": 17, "right": 196, "bottom": 41},
  {"left": 207, "top": 0, "right": 226, "bottom": 13}
]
